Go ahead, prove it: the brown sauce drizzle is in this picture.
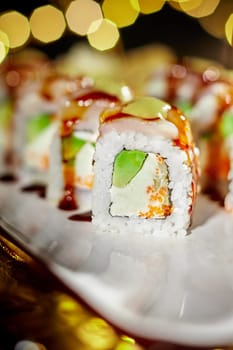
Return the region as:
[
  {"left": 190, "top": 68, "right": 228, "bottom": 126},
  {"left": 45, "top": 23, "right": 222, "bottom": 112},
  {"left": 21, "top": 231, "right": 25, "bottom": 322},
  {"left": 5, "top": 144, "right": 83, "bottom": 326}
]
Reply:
[
  {"left": 74, "top": 91, "right": 119, "bottom": 104},
  {"left": 0, "top": 173, "right": 18, "bottom": 183},
  {"left": 21, "top": 184, "right": 46, "bottom": 198},
  {"left": 204, "top": 184, "right": 225, "bottom": 206},
  {"left": 101, "top": 111, "right": 161, "bottom": 124},
  {"left": 58, "top": 184, "right": 78, "bottom": 211},
  {"left": 68, "top": 211, "right": 92, "bottom": 222}
]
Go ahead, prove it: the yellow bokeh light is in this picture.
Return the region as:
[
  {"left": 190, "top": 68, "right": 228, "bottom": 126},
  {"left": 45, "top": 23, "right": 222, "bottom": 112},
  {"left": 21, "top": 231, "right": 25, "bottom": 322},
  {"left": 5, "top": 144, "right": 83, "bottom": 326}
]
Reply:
[
  {"left": 0, "top": 30, "right": 9, "bottom": 63},
  {"left": 181, "top": 0, "right": 220, "bottom": 18},
  {"left": 66, "top": 0, "right": 103, "bottom": 36},
  {"left": 180, "top": 0, "right": 203, "bottom": 12},
  {"left": 0, "top": 42, "right": 7, "bottom": 64},
  {"left": 225, "top": 13, "right": 233, "bottom": 46},
  {"left": 0, "top": 11, "right": 30, "bottom": 49},
  {"left": 76, "top": 317, "right": 118, "bottom": 349},
  {"left": 87, "top": 18, "right": 120, "bottom": 51},
  {"left": 30, "top": 5, "right": 66, "bottom": 43},
  {"left": 168, "top": 0, "right": 193, "bottom": 2},
  {"left": 168, "top": 1, "right": 183, "bottom": 11},
  {"left": 199, "top": 0, "right": 233, "bottom": 39},
  {"left": 102, "top": 0, "right": 139, "bottom": 28},
  {"left": 130, "top": 0, "right": 165, "bottom": 14}
]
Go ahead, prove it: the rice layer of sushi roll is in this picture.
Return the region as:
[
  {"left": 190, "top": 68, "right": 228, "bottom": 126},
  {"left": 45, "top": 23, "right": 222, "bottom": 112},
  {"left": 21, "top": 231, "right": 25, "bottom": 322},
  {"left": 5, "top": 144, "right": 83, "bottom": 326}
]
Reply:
[{"left": 92, "top": 96, "right": 198, "bottom": 236}]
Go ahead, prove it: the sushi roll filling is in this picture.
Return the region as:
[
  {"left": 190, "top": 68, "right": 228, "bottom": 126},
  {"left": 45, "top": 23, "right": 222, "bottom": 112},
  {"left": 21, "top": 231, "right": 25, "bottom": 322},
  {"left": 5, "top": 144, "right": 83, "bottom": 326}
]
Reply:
[
  {"left": 110, "top": 149, "right": 172, "bottom": 219},
  {"left": 62, "top": 131, "right": 95, "bottom": 189},
  {"left": 24, "top": 112, "right": 56, "bottom": 170}
]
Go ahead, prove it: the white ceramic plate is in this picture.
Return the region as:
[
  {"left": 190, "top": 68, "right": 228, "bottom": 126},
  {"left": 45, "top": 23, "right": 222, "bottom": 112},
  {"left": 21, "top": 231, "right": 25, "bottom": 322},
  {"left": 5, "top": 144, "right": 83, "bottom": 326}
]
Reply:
[{"left": 1, "top": 183, "right": 233, "bottom": 347}]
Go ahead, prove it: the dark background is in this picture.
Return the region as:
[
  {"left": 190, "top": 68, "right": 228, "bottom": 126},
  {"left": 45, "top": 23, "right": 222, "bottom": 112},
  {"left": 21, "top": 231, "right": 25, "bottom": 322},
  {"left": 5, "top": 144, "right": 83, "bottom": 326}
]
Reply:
[{"left": 0, "top": 1, "right": 230, "bottom": 65}]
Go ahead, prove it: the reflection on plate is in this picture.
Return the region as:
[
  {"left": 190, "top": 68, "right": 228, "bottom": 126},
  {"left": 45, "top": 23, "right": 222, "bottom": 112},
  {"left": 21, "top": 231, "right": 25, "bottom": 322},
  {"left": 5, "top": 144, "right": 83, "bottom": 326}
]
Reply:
[{"left": 1, "top": 183, "right": 233, "bottom": 346}]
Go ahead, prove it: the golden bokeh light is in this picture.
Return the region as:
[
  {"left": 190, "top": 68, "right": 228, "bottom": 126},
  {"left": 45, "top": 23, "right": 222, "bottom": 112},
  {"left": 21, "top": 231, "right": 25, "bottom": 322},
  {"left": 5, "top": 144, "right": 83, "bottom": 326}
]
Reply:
[
  {"left": 171, "top": 0, "right": 195, "bottom": 4},
  {"left": 225, "top": 13, "right": 233, "bottom": 46},
  {"left": 168, "top": 1, "right": 183, "bottom": 11},
  {"left": 180, "top": 0, "right": 220, "bottom": 18},
  {"left": 76, "top": 317, "right": 118, "bottom": 349},
  {"left": 66, "top": 0, "right": 103, "bottom": 36},
  {"left": 0, "top": 11, "right": 30, "bottom": 49},
  {"left": 87, "top": 18, "right": 120, "bottom": 51},
  {"left": 168, "top": 0, "right": 197, "bottom": 2},
  {"left": 116, "top": 341, "right": 142, "bottom": 350},
  {"left": 30, "top": 5, "right": 66, "bottom": 43},
  {"left": 130, "top": 0, "right": 165, "bottom": 14},
  {"left": 199, "top": 0, "right": 233, "bottom": 39},
  {"left": 179, "top": 0, "right": 203, "bottom": 12},
  {"left": 102, "top": 0, "right": 139, "bottom": 28},
  {"left": 0, "top": 42, "right": 7, "bottom": 64},
  {"left": 0, "top": 30, "right": 9, "bottom": 63}
]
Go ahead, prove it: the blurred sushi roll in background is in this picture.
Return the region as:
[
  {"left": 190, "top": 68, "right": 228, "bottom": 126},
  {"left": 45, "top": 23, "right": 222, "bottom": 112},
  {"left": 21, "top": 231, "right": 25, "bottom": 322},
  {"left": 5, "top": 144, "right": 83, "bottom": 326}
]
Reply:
[
  {"left": 47, "top": 78, "right": 133, "bottom": 212},
  {"left": 0, "top": 48, "right": 52, "bottom": 177},
  {"left": 92, "top": 96, "right": 198, "bottom": 236},
  {"left": 55, "top": 42, "right": 125, "bottom": 83},
  {"left": 189, "top": 80, "right": 233, "bottom": 211},
  {"left": 141, "top": 58, "right": 222, "bottom": 116},
  {"left": 14, "top": 73, "right": 95, "bottom": 186}
]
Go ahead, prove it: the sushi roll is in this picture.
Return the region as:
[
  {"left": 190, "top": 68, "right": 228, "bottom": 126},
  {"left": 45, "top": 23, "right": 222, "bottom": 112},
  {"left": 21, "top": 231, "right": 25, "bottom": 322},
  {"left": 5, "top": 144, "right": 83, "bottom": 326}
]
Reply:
[
  {"left": 47, "top": 80, "right": 132, "bottom": 212},
  {"left": 92, "top": 96, "right": 198, "bottom": 236},
  {"left": 13, "top": 74, "right": 93, "bottom": 185},
  {"left": 0, "top": 48, "right": 52, "bottom": 176},
  {"left": 142, "top": 60, "right": 220, "bottom": 117},
  {"left": 190, "top": 80, "right": 233, "bottom": 209}
]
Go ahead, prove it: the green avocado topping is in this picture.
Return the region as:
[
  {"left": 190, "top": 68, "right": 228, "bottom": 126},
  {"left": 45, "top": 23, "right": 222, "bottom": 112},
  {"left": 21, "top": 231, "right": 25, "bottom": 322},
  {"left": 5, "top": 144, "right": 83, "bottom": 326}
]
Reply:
[
  {"left": 122, "top": 97, "right": 170, "bottom": 120},
  {"left": 0, "top": 99, "right": 12, "bottom": 128},
  {"left": 62, "top": 136, "right": 87, "bottom": 161},
  {"left": 112, "top": 149, "right": 147, "bottom": 188},
  {"left": 177, "top": 101, "right": 192, "bottom": 116},
  {"left": 219, "top": 112, "right": 233, "bottom": 138},
  {"left": 27, "top": 113, "right": 52, "bottom": 142}
]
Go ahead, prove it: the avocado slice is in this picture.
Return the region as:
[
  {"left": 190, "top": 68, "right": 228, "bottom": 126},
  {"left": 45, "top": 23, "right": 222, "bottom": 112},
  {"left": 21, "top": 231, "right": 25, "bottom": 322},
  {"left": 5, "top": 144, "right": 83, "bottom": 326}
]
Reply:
[
  {"left": 122, "top": 97, "right": 170, "bottom": 120},
  {"left": 220, "top": 111, "right": 233, "bottom": 138},
  {"left": 62, "top": 135, "right": 87, "bottom": 161},
  {"left": 177, "top": 101, "right": 192, "bottom": 116},
  {"left": 0, "top": 99, "right": 12, "bottom": 128},
  {"left": 112, "top": 149, "right": 147, "bottom": 188},
  {"left": 26, "top": 113, "right": 52, "bottom": 142}
]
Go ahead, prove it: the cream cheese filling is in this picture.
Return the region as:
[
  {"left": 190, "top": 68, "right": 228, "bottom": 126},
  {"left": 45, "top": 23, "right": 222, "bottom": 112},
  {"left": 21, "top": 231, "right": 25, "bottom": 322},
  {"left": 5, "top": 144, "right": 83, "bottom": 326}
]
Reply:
[
  {"left": 24, "top": 122, "right": 58, "bottom": 170},
  {"left": 110, "top": 152, "right": 172, "bottom": 219}
]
